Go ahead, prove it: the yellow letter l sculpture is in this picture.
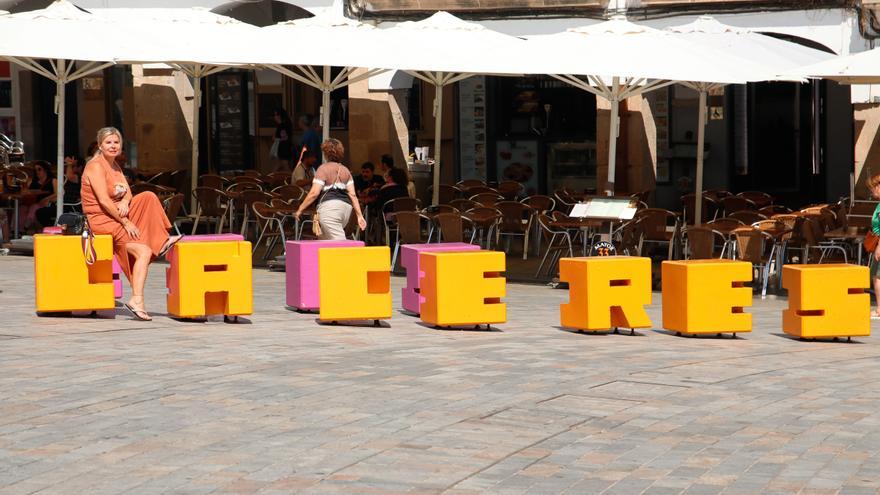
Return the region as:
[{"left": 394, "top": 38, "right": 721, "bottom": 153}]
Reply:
[
  {"left": 662, "top": 260, "right": 752, "bottom": 336},
  {"left": 420, "top": 251, "right": 506, "bottom": 329},
  {"left": 318, "top": 246, "right": 392, "bottom": 325},
  {"left": 560, "top": 256, "right": 652, "bottom": 334},
  {"left": 782, "top": 264, "right": 870, "bottom": 340}
]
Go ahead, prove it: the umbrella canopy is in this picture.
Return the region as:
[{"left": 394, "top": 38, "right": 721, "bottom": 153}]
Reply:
[
  {"left": 90, "top": 6, "right": 261, "bottom": 212},
  {"left": 0, "top": 0, "right": 52, "bottom": 13},
  {"left": 525, "top": 16, "right": 750, "bottom": 196},
  {"left": 381, "top": 12, "right": 528, "bottom": 204},
  {"left": 211, "top": 0, "right": 312, "bottom": 27},
  {"left": 260, "top": 13, "right": 390, "bottom": 142},
  {"left": 667, "top": 16, "right": 834, "bottom": 223},
  {"left": 383, "top": 11, "right": 527, "bottom": 76},
  {"left": 0, "top": 0, "right": 124, "bottom": 220},
  {"left": 785, "top": 45, "right": 880, "bottom": 84}
]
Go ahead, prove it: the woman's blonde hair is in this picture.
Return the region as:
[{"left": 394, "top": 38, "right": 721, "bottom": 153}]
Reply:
[
  {"left": 94, "top": 127, "right": 123, "bottom": 157},
  {"left": 868, "top": 173, "right": 880, "bottom": 190}
]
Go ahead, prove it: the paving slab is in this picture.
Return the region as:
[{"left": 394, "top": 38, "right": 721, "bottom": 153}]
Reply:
[{"left": 1, "top": 255, "right": 879, "bottom": 494}]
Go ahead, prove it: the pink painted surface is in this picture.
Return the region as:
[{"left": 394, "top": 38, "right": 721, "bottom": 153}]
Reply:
[
  {"left": 166, "top": 234, "right": 244, "bottom": 265},
  {"left": 285, "top": 240, "right": 364, "bottom": 310},
  {"left": 112, "top": 256, "right": 123, "bottom": 299},
  {"left": 400, "top": 243, "right": 480, "bottom": 314}
]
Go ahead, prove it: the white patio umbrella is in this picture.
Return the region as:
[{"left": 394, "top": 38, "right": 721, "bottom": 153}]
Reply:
[
  {"left": 0, "top": 0, "right": 122, "bottom": 220},
  {"left": 92, "top": 7, "right": 260, "bottom": 213},
  {"left": 381, "top": 12, "right": 527, "bottom": 205},
  {"left": 526, "top": 16, "right": 749, "bottom": 197},
  {"left": 668, "top": 16, "right": 833, "bottom": 222},
  {"left": 260, "top": 14, "right": 390, "bottom": 144},
  {"left": 786, "top": 45, "right": 880, "bottom": 84}
]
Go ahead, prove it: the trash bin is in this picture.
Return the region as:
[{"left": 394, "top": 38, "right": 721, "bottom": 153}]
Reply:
[{"left": 408, "top": 162, "right": 432, "bottom": 206}]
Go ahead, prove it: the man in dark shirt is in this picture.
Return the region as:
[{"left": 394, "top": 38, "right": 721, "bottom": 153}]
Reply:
[
  {"left": 354, "top": 162, "right": 385, "bottom": 196},
  {"left": 297, "top": 114, "right": 322, "bottom": 165}
]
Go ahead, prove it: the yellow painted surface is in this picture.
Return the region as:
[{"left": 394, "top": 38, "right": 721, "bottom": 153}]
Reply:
[
  {"left": 167, "top": 241, "right": 253, "bottom": 318},
  {"left": 559, "top": 256, "right": 652, "bottom": 331},
  {"left": 782, "top": 264, "right": 870, "bottom": 339},
  {"left": 419, "top": 251, "right": 506, "bottom": 327},
  {"left": 662, "top": 260, "right": 752, "bottom": 334},
  {"left": 318, "top": 246, "right": 392, "bottom": 322},
  {"left": 34, "top": 234, "right": 115, "bottom": 313}
]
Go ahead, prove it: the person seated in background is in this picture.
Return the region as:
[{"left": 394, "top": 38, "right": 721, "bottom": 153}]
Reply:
[
  {"left": 380, "top": 153, "right": 416, "bottom": 198},
  {"left": 61, "top": 158, "right": 82, "bottom": 210},
  {"left": 21, "top": 161, "right": 57, "bottom": 233},
  {"left": 292, "top": 150, "right": 318, "bottom": 188},
  {"left": 354, "top": 161, "right": 384, "bottom": 203},
  {"left": 375, "top": 168, "right": 411, "bottom": 214}
]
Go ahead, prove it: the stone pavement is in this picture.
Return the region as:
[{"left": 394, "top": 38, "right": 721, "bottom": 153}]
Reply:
[{"left": 1, "top": 255, "right": 879, "bottom": 495}]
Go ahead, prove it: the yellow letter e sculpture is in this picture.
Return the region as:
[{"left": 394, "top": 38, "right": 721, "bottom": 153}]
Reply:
[
  {"left": 318, "top": 246, "right": 392, "bottom": 326},
  {"left": 782, "top": 264, "right": 870, "bottom": 340},
  {"left": 662, "top": 260, "right": 752, "bottom": 337},
  {"left": 419, "top": 251, "right": 506, "bottom": 330},
  {"left": 559, "top": 256, "right": 652, "bottom": 334}
]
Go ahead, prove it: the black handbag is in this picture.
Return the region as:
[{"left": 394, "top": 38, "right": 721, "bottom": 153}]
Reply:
[{"left": 57, "top": 212, "right": 85, "bottom": 235}]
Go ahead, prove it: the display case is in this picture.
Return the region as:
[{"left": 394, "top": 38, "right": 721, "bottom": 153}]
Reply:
[{"left": 547, "top": 142, "right": 596, "bottom": 194}]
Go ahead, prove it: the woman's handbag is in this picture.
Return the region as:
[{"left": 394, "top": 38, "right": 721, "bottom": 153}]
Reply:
[
  {"left": 57, "top": 212, "right": 85, "bottom": 235},
  {"left": 865, "top": 231, "right": 879, "bottom": 253},
  {"left": 81, "top": 227, "right": 97, "bottom": 266}
]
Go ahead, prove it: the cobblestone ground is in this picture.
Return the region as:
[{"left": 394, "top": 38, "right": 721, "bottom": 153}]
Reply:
[{"left": 1, "top": 256, "right": 879, "bottom": 495}]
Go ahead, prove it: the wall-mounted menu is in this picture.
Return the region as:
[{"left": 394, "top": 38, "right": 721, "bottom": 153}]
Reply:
[
  {"left": 458, "top": 76, "right": 487, "bottom": 181},
  {"left": 214, "top": 73, "right": 246, "bottom": 171}
]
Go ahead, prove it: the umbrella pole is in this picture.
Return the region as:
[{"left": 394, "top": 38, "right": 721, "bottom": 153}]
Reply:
[
  {"left": 321, "top": 66, "right": 331, "bottom": 144},
  {"left": 694, "top": 89, "right": 707, "bottom": 225},
  {"left": 606, "top": 91, "right": 620, "bottom": 196},
  {"left": 55, "top": 60, "right": 65, "bottom": 222},
  {"left": 191, "top": 69, "right": 201, "bottom": 215},
  {"left": 432, "top": 81, "right": 442, "bottom": 206}
]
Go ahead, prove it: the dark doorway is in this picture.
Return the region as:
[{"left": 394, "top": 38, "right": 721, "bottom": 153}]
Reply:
[{"left": 731, "top": 81, "right": 823, "bottom": 207}]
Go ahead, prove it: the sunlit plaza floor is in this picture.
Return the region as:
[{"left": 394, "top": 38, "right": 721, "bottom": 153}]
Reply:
[{"left": 1, "top": 254, "right": 880, "bottom": 494}]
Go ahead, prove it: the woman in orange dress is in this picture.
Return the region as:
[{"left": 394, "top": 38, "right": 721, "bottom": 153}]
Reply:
[{"left": 81, "top": 127, "right": 180, "bottom": 321}]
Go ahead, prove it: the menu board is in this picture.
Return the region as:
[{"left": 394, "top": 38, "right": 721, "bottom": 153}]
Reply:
[
  {"left": 651, "top": 87, "right": 670, "bottom": 184},
  {"left": 458, "top": 76, "right": 487, "bottom": 181},
  {"left": 496, "top": 140, "right": 539, "bottom": 196},
  {"left": 215, "top": 73, "right": 245, "bottom": 171},
  {"left": 571, "top": 198, "right": 638, "bottom": 220}
]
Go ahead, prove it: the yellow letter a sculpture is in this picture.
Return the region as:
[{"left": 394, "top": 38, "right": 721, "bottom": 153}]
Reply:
[{"left": 559, "top": 256, "right": 652, "bottom": 334}]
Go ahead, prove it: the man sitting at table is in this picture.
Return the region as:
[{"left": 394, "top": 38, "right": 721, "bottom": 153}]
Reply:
[{"left": 354, "top": 162, "right": 384, "bottom": 201}]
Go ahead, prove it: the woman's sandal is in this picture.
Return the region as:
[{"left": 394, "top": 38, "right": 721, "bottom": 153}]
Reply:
[
  {"left": 158, "top": 235, "right": 185, "bottom": 259},
  {"left": 123, "top": 303, "right": 152, "bottom": 321}
]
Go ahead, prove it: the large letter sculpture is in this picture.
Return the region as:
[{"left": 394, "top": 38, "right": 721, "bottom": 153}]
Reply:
[
  {"left": 783, "top": 264, "right": 870, "bottom": 340},
  {"left": 419, "top": 251, "right": 506, "bottom": 329},
  {"left": 662, "top": 260, "right": 752, "bottom": 336},
  {"left": 286, "top": 240, "right": 364, "bottom": 311},
  {"left": 166, "top": 237, "right": 252, "bottom": 319},
  {"left": 400, "top": 242, "right": 480, "bottom": 315},
  {"left": 560, "top": 256, "right": 652, "bottom": 333},
  {"left": 318, "top": 246, "right": 392, "bottom": 324},
  {"left": 34, "top": 234, "right": 115, "bottom": 313}
]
